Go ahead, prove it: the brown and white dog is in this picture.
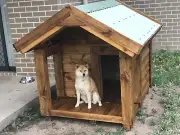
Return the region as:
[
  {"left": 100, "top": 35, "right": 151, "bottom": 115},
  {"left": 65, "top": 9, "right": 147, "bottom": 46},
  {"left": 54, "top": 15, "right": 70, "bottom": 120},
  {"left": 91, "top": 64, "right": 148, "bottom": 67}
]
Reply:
[{"left": 74, "top": 64, "right": 102, "bottom": 109}]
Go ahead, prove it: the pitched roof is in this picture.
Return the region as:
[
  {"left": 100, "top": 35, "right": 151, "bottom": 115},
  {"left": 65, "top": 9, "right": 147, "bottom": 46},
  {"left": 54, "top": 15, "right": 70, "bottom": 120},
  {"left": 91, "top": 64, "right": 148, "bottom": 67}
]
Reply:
[{"left": 13, "top": 0, "right": 162, "bottom": 57}]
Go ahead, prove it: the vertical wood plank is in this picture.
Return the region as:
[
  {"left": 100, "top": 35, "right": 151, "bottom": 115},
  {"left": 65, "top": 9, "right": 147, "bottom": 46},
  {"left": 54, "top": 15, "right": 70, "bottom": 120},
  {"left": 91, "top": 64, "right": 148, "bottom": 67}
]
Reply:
[
  {"left": 34, "top": 49, "right": 52, "bottom": 116},
  {"left": 90, "top": 47, "right": 103, "bottom": 98},
  {"left": 120, "top": 53, "right": 134, "bottom": 129},
  {"left": 149, "top": 41, "right": 152, "bottom": 88},
  {"left": 53, "top": 47, "right": 65, "bottom": 98},
  {"left": 132, "top": 56, "right": 141, "bottom": 103}
]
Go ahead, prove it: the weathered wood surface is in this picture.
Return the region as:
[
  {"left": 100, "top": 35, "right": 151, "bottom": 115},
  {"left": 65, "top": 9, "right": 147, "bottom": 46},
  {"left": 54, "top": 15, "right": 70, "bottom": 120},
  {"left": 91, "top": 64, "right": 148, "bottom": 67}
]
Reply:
[
  {"left": 91, "top": 45, "right": 119, "bottom": 55},
  {"left": 132, "top": 55, "right": 141, "bottom": 103},
  {"left": 53, "top": 47, "right": 65, "bottom": 98},
  {"left": 136, "top": 43, "right": 150, "bottom": 103},
  {"left": 149, "top": 42, "right": 152, "bottom": 88},
  {"left": 21, "top": 26, "right": 63, "bottom": 53},
  {"left": 81, "top": 26, "right": 136, "bottom": 57},
  {"left": 71, "top": 6, "right": 143, "bottom": 55},
  {"left": 60, "top": 15, "right": 85, "bottom": 26},
  {"left": 50, "top": 98, "right": 123, "bottom": 123},
  {"left": 34, "top": 49, "right": 52, "bottom": 116},
  {"left": 14, "top": 3, "right": 161, "bottom": 58},
  {"left": 60, "top": 43, "right": 118, "bottom": 97},
  {"left": 120, "top": 53, "right": 134, "bottom": 129},
  {"left": 90, "top": 46, "right": 103, "bottom": 98}
]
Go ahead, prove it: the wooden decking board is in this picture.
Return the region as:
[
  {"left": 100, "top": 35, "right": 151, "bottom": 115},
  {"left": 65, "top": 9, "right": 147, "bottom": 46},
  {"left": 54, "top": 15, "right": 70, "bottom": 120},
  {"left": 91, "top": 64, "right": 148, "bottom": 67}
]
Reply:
[
  {"left": 52, "top": 99, "right": 67, "bottom": 109},
  {"left": 108, "top": 104, "right": 122, "bottom": 116},
  {"left": 50, "top": 109, "right": 123, "bottom": 124},
  {"left": 51, "top": 98, "right": 122, "bottom": 117},
  {"left": 58, "top": 98, "right": 76, "bottom": 110}
]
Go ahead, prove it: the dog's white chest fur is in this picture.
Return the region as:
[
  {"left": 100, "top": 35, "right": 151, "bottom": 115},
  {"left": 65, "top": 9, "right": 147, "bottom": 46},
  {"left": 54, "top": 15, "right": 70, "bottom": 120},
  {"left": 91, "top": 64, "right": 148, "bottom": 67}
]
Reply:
[{"left": 75, "top": 77, "right": 90, "bottom": 94}]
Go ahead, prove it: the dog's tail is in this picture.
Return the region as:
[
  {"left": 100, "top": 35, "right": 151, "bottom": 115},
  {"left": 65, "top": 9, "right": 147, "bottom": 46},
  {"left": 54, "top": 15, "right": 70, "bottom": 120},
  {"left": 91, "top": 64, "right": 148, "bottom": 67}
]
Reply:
[{"left": 92, "top": 92, "right": 101, "bottom": 104}]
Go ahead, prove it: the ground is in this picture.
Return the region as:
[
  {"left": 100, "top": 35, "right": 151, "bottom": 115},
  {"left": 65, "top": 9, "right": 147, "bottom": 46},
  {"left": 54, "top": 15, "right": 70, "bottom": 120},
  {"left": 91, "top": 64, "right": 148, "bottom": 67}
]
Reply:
[
  {"left": 0, "top": 50, "right": 180, "bottom": 135},
  {"left": 0, "top": 87, "right": 163, "bottom": 135}
]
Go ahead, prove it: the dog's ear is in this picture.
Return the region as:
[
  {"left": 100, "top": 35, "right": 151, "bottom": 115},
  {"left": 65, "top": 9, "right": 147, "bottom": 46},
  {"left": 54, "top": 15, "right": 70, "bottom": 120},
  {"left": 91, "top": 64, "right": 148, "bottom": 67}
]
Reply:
[
  {"left": 85, "top": 64, "right": 89, "bottom": 69},
  {"left": 75, "top": 64, "right": 79, "bottom": 69}
]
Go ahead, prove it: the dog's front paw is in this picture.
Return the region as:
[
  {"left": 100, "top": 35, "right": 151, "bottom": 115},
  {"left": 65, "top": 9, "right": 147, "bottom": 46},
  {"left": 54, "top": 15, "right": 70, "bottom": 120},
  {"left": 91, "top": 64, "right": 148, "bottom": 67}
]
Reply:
[
  {"left": 88, "top": 105, "right": 91, "bottom": 109},
  {"left": 99, "top": 102, "right": 102, "bottom": 107},
  {"left": 75, "top": 104, "right": 79, "bottom": 108}
]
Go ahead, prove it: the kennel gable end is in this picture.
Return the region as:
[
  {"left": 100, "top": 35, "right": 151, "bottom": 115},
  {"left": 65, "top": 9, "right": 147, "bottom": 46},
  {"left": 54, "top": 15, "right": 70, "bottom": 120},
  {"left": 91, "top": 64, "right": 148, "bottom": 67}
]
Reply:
[{"left": 13, "top": 0, "right": 162, "bottom": 57}]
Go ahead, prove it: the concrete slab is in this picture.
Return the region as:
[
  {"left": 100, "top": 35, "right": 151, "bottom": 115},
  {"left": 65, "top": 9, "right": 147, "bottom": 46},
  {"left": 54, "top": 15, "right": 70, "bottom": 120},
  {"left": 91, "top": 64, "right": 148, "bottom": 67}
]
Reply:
[{"left": 0, "top": 76, "right": 52, "bottom": 131}]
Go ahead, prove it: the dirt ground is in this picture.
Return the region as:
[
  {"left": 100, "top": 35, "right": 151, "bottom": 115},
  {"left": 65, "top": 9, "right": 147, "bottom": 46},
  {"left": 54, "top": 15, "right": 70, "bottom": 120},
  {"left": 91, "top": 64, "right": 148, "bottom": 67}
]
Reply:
[{"left": 1, "top": 87, "right": 163, "bottom": 135}]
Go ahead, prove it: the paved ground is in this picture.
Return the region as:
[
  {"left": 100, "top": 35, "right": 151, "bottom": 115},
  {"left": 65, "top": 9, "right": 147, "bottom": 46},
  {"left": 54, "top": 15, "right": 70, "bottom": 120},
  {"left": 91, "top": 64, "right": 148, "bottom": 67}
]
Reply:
[{"left": 0, "top": 76, "right": 39, "bottom": 131}]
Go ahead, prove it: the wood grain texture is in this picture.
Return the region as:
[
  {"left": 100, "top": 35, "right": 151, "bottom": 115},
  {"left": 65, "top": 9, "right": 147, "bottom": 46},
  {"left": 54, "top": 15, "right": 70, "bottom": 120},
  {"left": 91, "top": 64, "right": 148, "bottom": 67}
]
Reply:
[
  {"left": 69, "top": 5, "right": 143, "bottom": 55},
  {"left": 132, "top": 56, "right": 141, "bottom": 103},
  {"left": 140, "top": 44, "right": 149, "bottom": 62},
  {"left": 34, "top": 49, "right": 52, "bottom": 116},
  {"left": 81, "top": 26, "right": 135, "bottom": 57},
  {"left": 60, "top": 15, "right": 85, "bottom": 26},
  {"left": 149, "top": 42, "right": 152, "bottom": 88},
  {"left": 45, "top": 44, "right": 62, "bottom": 57},
  {"left": 120, "top": 53, "right": 134, "bottom": 129},
  {"left": 136, "top": 43, "right": 150, "bottom": 103},
  {"left": 62, "top": 44, "right": 90, "bottom": 54},
  {"left": 53, "top": 47, "right": 65, "bottom": 98},
  {"left": 91, "top": 45, "right": 119, "bottom": 55},
  {"left": 50, "top": 98, "right": 123, "bottom": 124},
  {"left": 21, "top": 26, "right": 63, "bottom": 53},
  {"left": 90, "top": 46, "right": 103, "bottom": 98}
]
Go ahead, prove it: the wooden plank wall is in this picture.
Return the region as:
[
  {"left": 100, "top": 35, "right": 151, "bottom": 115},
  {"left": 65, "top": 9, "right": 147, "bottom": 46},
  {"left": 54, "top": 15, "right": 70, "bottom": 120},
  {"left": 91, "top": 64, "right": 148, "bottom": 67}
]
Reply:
[
  {"left": 139, "top": 44, "right": 150, "bottom": 103},
  {"left": 61, "top": 44, "right": 91, "bottom": 97},
  {"left": 132, "top": 55, "right": 141, "bottom": 104}
]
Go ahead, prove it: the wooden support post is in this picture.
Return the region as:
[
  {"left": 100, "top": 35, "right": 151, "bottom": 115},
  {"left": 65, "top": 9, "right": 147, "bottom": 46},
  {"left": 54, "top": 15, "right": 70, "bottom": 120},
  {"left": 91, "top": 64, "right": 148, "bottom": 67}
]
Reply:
[
  {"left": 120, "top": 53, "right": 134, "bottom": 129},
  {"left": 90, "top": 47, "right": 103, "bottom": 98},
  {"left": 34, "top": 49, "right": 52, "bottom": 116},
  {"left": 53, "top": 47, "right": 65, "bottom": 98},
  {"left": 149, "top": 41, "right": 152, "bottom": 88}
]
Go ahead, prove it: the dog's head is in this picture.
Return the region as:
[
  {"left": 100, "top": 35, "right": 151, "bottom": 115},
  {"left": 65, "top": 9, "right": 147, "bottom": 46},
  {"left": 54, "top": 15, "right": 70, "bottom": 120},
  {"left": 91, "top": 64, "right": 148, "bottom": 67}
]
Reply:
[{"left": 75, "top": 64, "right": 89, "bottom": 77}]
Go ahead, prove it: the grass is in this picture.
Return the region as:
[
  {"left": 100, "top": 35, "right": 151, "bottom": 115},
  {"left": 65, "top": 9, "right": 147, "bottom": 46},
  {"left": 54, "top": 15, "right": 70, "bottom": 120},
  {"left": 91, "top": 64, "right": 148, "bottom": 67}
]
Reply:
[
  {"left": 94, "top": 127, "right": 124, "bottom": 135},
  {"left": 152, "top": 50, "right": 180, "bottom": 87},
  {"left": 152, "top": 51, "right": 180, "bottom": 135},
  {"left": 136, "top": 107, "right": 148, "bottom": 124}
]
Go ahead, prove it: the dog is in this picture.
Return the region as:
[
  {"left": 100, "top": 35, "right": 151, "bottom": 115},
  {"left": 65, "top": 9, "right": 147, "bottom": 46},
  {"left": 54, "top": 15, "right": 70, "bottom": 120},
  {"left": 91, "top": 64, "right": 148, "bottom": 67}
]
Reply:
[{"left": 75, "top": 64, "right": 102, "bottom": 109}]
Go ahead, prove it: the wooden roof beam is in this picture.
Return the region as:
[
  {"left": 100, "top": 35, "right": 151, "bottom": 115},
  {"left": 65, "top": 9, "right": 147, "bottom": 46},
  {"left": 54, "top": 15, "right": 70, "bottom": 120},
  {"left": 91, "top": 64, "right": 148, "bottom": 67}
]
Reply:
[{"left": 81, "top": 26, "right": 135, "bottom": 57}]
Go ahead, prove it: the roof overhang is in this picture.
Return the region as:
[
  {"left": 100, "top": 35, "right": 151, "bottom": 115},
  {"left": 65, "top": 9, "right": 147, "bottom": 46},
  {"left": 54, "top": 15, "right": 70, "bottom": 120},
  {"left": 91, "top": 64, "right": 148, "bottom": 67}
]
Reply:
[{"left": 13, "top": 0, "right": 162, "bottom": 57}]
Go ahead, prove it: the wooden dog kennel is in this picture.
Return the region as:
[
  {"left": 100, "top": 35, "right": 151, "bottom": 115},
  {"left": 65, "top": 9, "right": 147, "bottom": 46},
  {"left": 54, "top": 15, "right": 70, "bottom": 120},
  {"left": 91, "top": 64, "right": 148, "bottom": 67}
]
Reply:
[{"left": 13, "top": 0, "right": 162, "bottom": 129}]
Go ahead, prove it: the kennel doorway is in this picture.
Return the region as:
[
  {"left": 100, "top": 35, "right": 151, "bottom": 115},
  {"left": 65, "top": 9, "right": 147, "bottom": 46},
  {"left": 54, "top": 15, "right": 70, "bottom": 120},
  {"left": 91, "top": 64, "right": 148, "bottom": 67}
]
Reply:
[{"left": 101, "top": 55, "right": 121, "bottom": 104}]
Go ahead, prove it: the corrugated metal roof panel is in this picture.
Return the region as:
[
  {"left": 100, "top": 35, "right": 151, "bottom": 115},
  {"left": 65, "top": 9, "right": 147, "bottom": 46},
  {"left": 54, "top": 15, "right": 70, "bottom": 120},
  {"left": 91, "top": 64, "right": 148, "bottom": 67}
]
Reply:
[
  {"left": 76, "top": 0, "right": 120, "bottom": 13},
  {"left": 76, "top": 0, "right": 161, "bottom": 46}
]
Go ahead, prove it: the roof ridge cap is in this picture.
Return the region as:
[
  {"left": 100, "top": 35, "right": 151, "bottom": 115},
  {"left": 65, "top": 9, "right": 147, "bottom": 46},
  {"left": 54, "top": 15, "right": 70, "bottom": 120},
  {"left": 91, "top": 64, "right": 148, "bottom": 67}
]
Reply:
[{"left": 86, "top": 3, "right": 119, "bottom": 13}]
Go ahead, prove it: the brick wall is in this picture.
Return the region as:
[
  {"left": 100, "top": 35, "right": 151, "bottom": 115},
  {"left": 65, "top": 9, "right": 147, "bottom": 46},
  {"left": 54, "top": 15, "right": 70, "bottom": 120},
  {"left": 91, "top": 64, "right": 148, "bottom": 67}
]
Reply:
[
  {"left": 7, "top": 0, "right": 89, "bottom": 76},
  {"left": 121, "top": 0, "right": 180, "bottom": 51},
  {"left": 6, "top": 0, "right": 180, "bottom": 76}
]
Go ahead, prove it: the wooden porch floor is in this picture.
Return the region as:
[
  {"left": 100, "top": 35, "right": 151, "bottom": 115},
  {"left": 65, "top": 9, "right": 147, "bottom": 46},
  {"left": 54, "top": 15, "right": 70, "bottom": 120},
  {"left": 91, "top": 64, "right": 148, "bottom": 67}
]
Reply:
[{"left": 50, "top": 97, "right": 123, "bottom": 124}]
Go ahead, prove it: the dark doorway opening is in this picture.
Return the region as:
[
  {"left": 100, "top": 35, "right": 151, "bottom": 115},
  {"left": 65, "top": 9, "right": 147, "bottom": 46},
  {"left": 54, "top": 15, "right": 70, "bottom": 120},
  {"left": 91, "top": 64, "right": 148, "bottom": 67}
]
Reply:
[{"left": 101, "top": 55, "right": 121, "bottom": 104}]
